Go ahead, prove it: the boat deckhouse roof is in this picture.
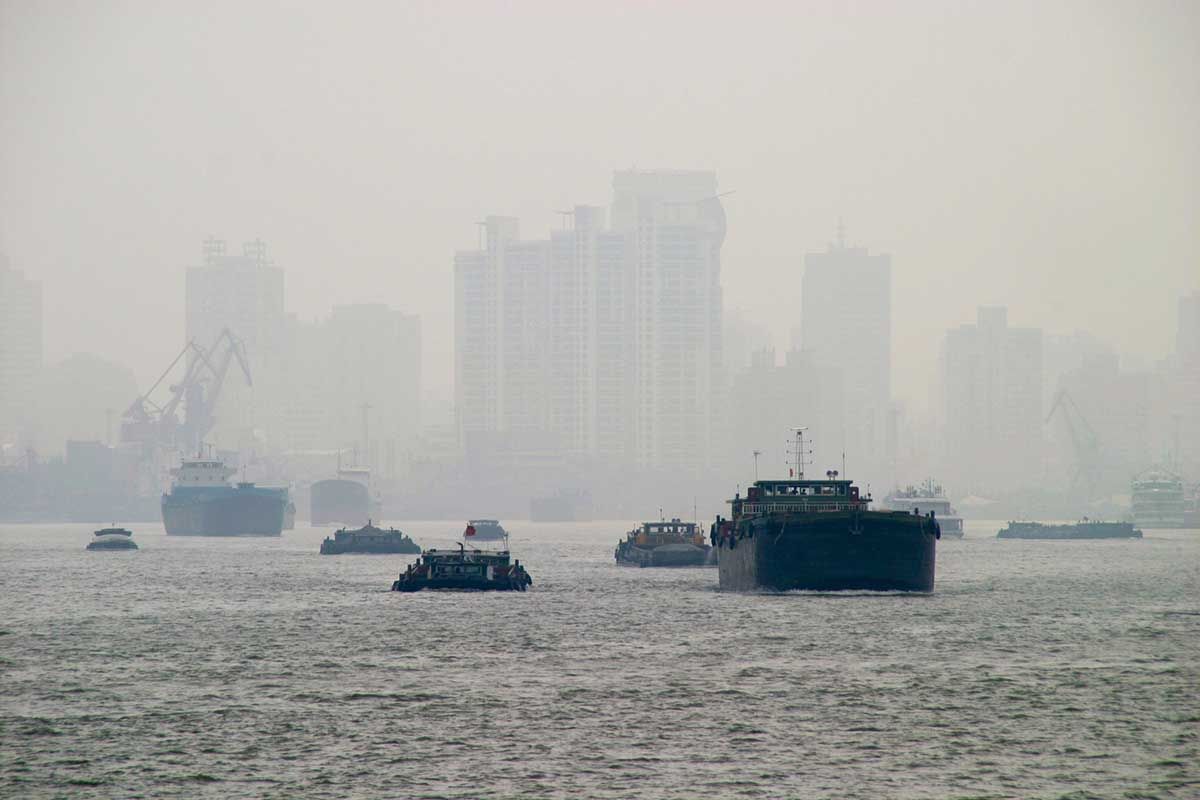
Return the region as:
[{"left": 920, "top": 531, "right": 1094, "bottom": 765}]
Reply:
[{"left": 753, "top": 479, "right": 854, "bottom": 494}]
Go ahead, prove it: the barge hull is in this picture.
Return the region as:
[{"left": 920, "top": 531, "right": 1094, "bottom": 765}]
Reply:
[
  {"left": 162, "top": 492, "right": 286, "bottom": 536},
  {"left": 717, "top": 511, "right": 937, "bottom": 592}
]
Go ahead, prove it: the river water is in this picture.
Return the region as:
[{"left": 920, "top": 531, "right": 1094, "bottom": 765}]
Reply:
[{"left": 1, "top": 520, "right": 1197, "bottom": 799}]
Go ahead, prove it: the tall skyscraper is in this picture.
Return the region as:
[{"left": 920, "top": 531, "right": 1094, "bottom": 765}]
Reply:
[
  {"left": 185, "top": 238, "right": 285, "bottom": 445},
  {"left": 453, "top": 170, "right": 724, "bottom": 477},
  {"left": 611, "top": 169, "right": 725, "bottom": 474},
  {"left": 0, "top": 255, "right": 42, "bottom": 445},
  {"left": 941, "top": 307, "right": 1043, "bottom": 492},
  {"left": 800, "top": 233, "right": 891, "bottom": 481}
]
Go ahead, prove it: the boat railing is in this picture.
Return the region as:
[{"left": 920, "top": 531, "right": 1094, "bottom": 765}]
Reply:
[{"left": 740, "top": 502, "right": 864, "bottom": 514}]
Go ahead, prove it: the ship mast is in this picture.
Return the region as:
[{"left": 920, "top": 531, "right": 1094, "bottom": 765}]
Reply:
[{"left": 789, "top": 427, "right": 811, "bottom": 480}]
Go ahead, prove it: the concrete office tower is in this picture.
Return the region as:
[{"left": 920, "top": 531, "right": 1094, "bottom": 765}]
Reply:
[
  {"left": 185, "top": 238, "right": 285, "bottom": 445},
  {"left": 800, "top": 233, "right": 891, "bottom": 484},
  {"left": 611, "top": 170, "right": 725, "bottom": 474},
  {"left": 0, "top": 255, "right": 42, "bottom": 446},
  {"left": 942, "top": 307, "right": 1044, "bottom": 492}
]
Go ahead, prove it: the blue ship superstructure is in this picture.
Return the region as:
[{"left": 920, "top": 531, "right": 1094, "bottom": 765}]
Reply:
[{"left": 162, "top": 458, "right": 287, "bottom": 536}]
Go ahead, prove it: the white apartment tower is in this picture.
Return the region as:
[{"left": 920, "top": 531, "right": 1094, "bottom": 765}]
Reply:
[
  {"left": 454, "top": 170, "right": 723, "bottom": 474},
  {"left": 611, "top": 170, "right": 725, "bottom": 474}
]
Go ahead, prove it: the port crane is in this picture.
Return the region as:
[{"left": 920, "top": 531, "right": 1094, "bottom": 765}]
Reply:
[
  {"left": 1046, "top": 389, "right": 1102, "bottom": 499},
  {"left": 120, "top": 328, "right": 252, "bottom": 454}
]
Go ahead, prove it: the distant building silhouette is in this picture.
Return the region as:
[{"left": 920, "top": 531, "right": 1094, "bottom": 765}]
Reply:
[
  {"left": 185, "top": 238, "right": 285, "bottom": 446},
  {"left": 800, "top": 233, "right": 891, "bottom": 483},
  {"left": 0, "top": 256, "right": 42, "bottom": 447},
  {"left": 454, "top": 170, "right": 724, "bottom": 478},
  {"left": 941, "top": 307, "right": 1043, "bottom": 492}
]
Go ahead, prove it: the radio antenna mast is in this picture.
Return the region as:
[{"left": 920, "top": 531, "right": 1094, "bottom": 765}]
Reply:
[{"left": 789, "top": 427, "right": 811, "bottom": 479}]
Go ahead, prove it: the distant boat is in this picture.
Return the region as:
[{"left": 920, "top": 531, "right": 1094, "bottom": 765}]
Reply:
[
  {"left": 615, "top": 518, "right": 713, "bottom": 567},
  {"left": 713, "top": 429, "right": 938, "bottom": 592},
  {"left": 162, "top": 457, "right": 286, "bottom": 536},
  {"left": 391, "top": 541, "right": 532, "bottom": 592},
  {"left": 87, "top": 527, "right": 138, "bottom": 551},
  {"left": 311, "top": 468, "right": 371, "bottom": 527},
  {"left": 882, "top": 479, "right": 964, "bottom": 538},
  {"left": 320, "top": 521, "right": 420, "bottom": 555},
  {"left": 1131, "top": 468, "right": 1186, "bottom": 528},
  {"left": 465, "top": 519, "right": 508, "bottom": 541},
  {"left": 997, "top": 520, "right": 1141, "bottom": 540}
]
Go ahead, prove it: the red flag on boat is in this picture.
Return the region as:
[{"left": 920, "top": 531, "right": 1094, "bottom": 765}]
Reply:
[{"left": 464, "top": 524, "right": 476, "bottom": 537}]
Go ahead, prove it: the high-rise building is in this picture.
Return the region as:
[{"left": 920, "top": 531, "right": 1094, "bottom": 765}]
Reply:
[
  {"left": 941, "top": 307, "right": 1043, "bottom": 492},
  {"left": 800, "top": 233, "right": 891, "bottom": 484},
  {"left": 184, "top": 238, "right": 285, "bottom": 445},
  {"left": 0, "top": 255, "right": 42, "bottom": 445},
  {"left": 454, "top": 171, "right": 725, "bottom": 478},
  {"left": 611, "top": 169, "right": 725, "bottom": 474}
]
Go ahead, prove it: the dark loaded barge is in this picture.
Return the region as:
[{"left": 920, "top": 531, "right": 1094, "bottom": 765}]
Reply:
[
  {"left": 615, "top": 518, "right": 713, "bottom": 567},
  {"left": 320, "top": 521, "right": 420, "bottom": 554},
  {"left": 997, "top": 520, "right": 1141, "bottom": 540},
  {"left": 712, "top": 431, "right": 939, "bottom": 592}
]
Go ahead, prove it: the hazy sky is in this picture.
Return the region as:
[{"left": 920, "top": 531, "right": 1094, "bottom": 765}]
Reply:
[{"left": 2, "top": 0, "right": 1197, "bottom": 419}]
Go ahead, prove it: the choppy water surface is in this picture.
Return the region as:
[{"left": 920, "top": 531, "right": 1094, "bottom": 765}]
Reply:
[{"left": 2, "top": 521, "right": 1197, "bottom": 799}]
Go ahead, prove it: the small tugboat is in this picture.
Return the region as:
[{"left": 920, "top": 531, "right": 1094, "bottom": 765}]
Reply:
[
  {"left": 391, "top": 543, "right": 532, "bottom": 592},
  {"left": 882, "top": 479, "right": 964, "bottom": 538},
  {"left": 320, "top": 521, "right": 420, "bottom": 554},
  {"left": 465, "top": 519, "right": 508, "bottom": 541},
  {"left": 86, "top": 527, "right": 139, "bottom": 551},
  {"left": 615, "top": 518, "right": 713, "bottom": 567},
  {"left": 713, "top": 429, "right": 938, "bottom": 592},
  {"left": 997, "top": 519, "right": 1142, "bottom": 540}
]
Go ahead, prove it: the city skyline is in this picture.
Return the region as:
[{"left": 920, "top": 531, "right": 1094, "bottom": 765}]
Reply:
[{"left": 3, "top": 2, "right": 1197, "bottom": 418}]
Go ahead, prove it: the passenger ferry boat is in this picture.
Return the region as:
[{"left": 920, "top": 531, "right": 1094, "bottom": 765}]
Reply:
[
  {"left": 86, "top": 527, "right": 138, "bottom": 551},
  {"left": 615, "top": 518, "right": 713, "bottom": 567},
  {"left": 882, "top": 479, "right": 964, "bottom": 538},
  {"left": 713, "top": 430, "right": 939, "bottom": 592},
  {"left": 320, "top": 521, "right": 420, "bottom": 555},
  {"left": 1131, "top": 468, "right": 1186, "bottom": 528},
  {"left": 162, "top": 456, "right": 287, "bottom": 536},
  {"left": 391, "top": 541, "right": 532, "bottom": 592}
]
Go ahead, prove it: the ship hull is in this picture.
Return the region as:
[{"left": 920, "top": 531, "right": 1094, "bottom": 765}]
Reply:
[
  {"left": 717, "top": 511, "right": 937, "bottom": 592},
  {"left": 321, "top": 538, "right": 421, "bottom": 555},
  {"left": 616, "top": 543, "right": 713, "bottom": 568},
  {"left": 162, "top": 489, "right": 286, "bottom": 536},
  {"left": 311, "top": 479, "right": 370, "bottom": 526},
  {"left": 391, "top": 578, "right": 527, "bottom": 592},
  {"left": 998, "top": 522, "right": 1141, "bottom": 540}
]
